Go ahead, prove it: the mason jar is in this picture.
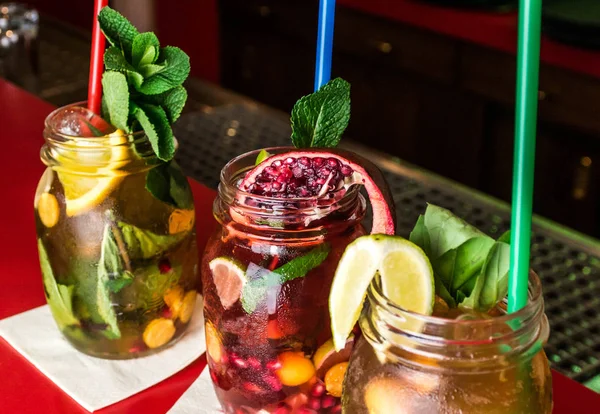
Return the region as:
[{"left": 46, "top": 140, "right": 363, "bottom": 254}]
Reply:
[
  {"left": 34, "top": 103, "right": 198, "bottom": 359},
  {"left": 201, "top": 148, "right": 369, "bottom": 413},
  {"left": 343, "top": 271, "right": 553, "bottom": 413}
]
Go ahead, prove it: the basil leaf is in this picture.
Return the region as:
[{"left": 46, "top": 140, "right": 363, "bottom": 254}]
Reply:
[
  {"left": 423, "top": 204, "right": 490, "bottom": 261},
  {"left": 434, "top": 237, "right": 495, "bottom": 294},
  {"left": 462, "top": 241, "right": 510, "bottom": 312},
  {"left": 38, "top": 240, "right": 79, "bottom": 329}
]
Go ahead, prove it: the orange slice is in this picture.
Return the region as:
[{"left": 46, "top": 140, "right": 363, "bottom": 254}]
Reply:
[
  {"left": 143, "top": 318, "right": 176, "bottom": 349},
  {"left": 178, "top": 291, "right": 197, "bottom": 324},
  {"left": 37, "top": 193, "right": 60, "bottom": 228}
]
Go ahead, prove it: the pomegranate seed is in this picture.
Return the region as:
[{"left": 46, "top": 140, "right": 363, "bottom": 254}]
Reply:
[
  {"left": 158, "top": 259, "right": 171, "bottom": 273},
  {"left": 272, "top": 160, "right": 282, "bottom": 167},
  {"left": 316, "top": 177, "right": 327, "bottom": 185},
  {"left": 292, "top": 167, "right": 303, "bottom": 178},
  {"left": 341, "top": 165, "right": 353, "bottom": 176},
  {"left": 247, "top": 357, "right": 261, "bottom": 369},
  {"left": 263, "top": 373, "right": 283, "bottom": 391},
  {"left": 321, "top": 395, "right": 336, "bottom": 409},
  {"left": 230, "top": 354, "right": 247, "bottom": 368},
  {"left": 330, "top": 405, "right": 342, "bottom": 413},
  {"left": 304, "top": 168, "right": 315, "bottom": 177},
  {"left": 297, "top": 407, "right": 317, "bottom": 414},
  {"left": 307, "top": 398, "right": 321, "bottom": 410},
  {"left": 298, "top": 157, "right": 310, "bottom": 166},
  {"left": 327, "top": 158, "right": 339, "bottom": 168},
  {"left": 285, "top": 157, "right": 296, "bottom": 165},
  {"left": 272, "top": 182, "right": 282, "bottom": 191},
  {"left": 265, "top": 166, "right": 278, "bottom": 176},
  {"left": 318, "top": 167, "right": 332, "bottom": 177},
  {"left": 313, "top": 157, "right": 324, "bottom": 167},
  {"left": 242, "top": 382, "right": 262, "bottom": 393},
  {"left": 310, "top": 382, "right": 326, "bottom": 397},
  {"left": 266, "top": 360, "right": 282, "bottom": 371}
]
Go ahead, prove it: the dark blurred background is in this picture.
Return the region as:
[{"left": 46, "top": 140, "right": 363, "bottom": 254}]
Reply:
[{"left": 1, "top": 0, "right": 599, "bottom": 239}]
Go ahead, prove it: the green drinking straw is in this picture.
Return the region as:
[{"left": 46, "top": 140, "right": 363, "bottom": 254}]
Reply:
[{"left": 508, "top": 0, "right": 543, "bottom": 313}]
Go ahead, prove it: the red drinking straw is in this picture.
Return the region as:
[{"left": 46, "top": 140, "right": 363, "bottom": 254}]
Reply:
[{"left": 87, "top": 0, "right": 108, "bottom": 115}]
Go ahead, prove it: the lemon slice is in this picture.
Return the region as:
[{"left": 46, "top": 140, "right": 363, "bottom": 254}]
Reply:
[
  {"left": 57, "top": 130, "right": 130, "bottom": 217},
  {"left": 329, "top": 235, "right": 434, "bottom": 351}
]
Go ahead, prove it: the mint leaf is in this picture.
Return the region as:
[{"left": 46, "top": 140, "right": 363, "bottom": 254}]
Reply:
[
  {"left": 131, "top": 102, "right": 174, "bottom": 161},
  {"left": 98, "top": 225, "right": 122, "bottom": 339},
  {"left": 139, "top": 63, "right": 165, "bottom": 79},
  {"left": 98, "top": 7, "right": 139, "bottom": 59},
  {"left": 143, "top": 86, "right": 187, "bottom": 124},
  {"left": 273, "top": 243, "right": 331, "bottom": 282},
  {"left": 122, "top": 263, "right": 181, "bottom": 310},
  {"left": 136, "top": 47, "right": 190, "bottom": 95},
  {"left": 290, "top": 78, "right": 350, "bottom": 148},
  {"left": 146, "top": 161, "right": 193, "bottom": 209},
  {"left": 104, "top": 46, "right": 144, "bottom": 89},
  {"left": 132, "top": 32, "right": 160, "bottom": 68},
  {"left": 241, "top": 244, "right": 331, "bottom": 314},
  {"left": 118, "top": 221, "right": 187, "bottom": 259},
  {"left": 101, "top": 72, "right": 130, "bottom": 132},
  {"left": 38, "top": 240, "right": 79, "bottom": 329}
]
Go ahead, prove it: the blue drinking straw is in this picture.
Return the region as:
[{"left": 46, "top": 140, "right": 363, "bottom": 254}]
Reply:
[
  {"left": 508, "top": 0, "right": 543, "bottom": 313},
  {"left": 314, "top": 0, "right": 336, "bottom": 91}
]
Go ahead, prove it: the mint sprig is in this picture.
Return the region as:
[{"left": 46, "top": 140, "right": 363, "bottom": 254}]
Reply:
[
  {"left": 98, "top": 7, "right": 190, "bottom": 162},
  {"left": 291, "top": 78, "right": 351, "bottom": 148},
  {"left": 409, "top": 204, "right": 510, "bottom": 312},
  {"left": 241, "top": 243, "right": 331, "bottom": 313}
]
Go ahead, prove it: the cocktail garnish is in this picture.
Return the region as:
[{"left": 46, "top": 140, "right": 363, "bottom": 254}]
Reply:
[
  {"left": 97, "top": 7, "right": 189, "bottom": 162},
  {"left": 409, "top": 204, "right": 511, "bottom": 312}
]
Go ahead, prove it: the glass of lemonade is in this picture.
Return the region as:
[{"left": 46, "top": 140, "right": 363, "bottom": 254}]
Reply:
[
  {"left": 201, "top": 144, "right": 397, "bottom": 412},
  {"left": 342, "top": 271, "right": 553, "bottom": 413},
  {"left": 35, "top": 103, "right": 198, "bottom": 359}
]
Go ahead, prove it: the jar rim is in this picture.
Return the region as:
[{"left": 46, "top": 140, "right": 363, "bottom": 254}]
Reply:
[
  {"left": 44, "top": 101, "right": 148, "bottom": 145},
  {"left": 368, "top": 269, "right": 544, "bottom": 330}
]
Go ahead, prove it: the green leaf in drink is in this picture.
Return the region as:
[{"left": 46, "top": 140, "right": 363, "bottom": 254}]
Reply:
[
  {"left": 146, "top": 161, "right": 194, "bottom": 210},
  {"left": 117, "top": 221, "right": 187, "bottom": 260},
  {"left": 97, "top": 225, "right": 123, "bottom": 339},
  {"left": 131, "top": 102, "right": 174, "bottom": 161},
  {"left": 38, "top": 239, "right": 79, "bottom": 329},
  {"left": 241, "top": 244, "right": 331, "bottom": 314}
]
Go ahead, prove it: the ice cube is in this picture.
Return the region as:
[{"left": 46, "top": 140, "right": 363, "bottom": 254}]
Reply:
[{"left": 48, "top": 105, "right": 116, "bottom": 137}]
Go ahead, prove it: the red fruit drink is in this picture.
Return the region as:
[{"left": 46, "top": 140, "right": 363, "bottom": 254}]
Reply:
[{"left": 201, "top": 148, "right": 394, "bottom": 413}]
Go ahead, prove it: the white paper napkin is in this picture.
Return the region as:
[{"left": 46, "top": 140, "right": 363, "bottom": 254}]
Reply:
[
  {"left": 0, "top": 295, "right": 206, "bottom": 412},
  {"left": 167, "top": 368, "right": 223, "bottom": 413}
]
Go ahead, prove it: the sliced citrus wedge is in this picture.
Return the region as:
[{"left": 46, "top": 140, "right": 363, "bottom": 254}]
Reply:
[
  {"left": 57, "top": 130, "right": 130, "bottom": 217},
  {"left": 329, "top": 235, "right": 434, "bottom": 351},
  {"left": 209, "top": 257, "right": 246, "bottom": 309}
]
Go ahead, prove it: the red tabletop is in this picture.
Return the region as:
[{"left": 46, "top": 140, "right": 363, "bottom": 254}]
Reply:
[{"left": 0, "top": 78, "right": 598, "bottom": 413}]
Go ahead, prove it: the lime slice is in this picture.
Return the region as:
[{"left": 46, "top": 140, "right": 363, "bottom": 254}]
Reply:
[
  {"left": 329, "top": 235, "right": 434, "bottom": 351},
  {"left": 57, "top": 130, "right": 130, "bottom": 217},
  {"left": 209, "top": 257, "right": 246, "bottom": 309}
]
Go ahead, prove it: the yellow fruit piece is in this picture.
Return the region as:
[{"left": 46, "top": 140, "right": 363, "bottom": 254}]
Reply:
[
  {"left": 276, "top": 352, "right": 316, "bottom": 387},
  {"left": 143, "top": 318, "right": 176, "bottom": 349},
  {"left": 205, "top": 321, "right": 223, "bottom": 363},
  {"left": 313, "top": 336, "right": 353, "bottom": 378},
  {"left": 365, "top": 377, "right": 406, "bottom": 414},
  {"left": 164, "top": 286, "right": 185, "bottom": 318},
  {"left": 57, "top": 130, "right": 129, "bottom": 217},
  {"left": 178, "top": 290, "right": 197, "bottom": 324},
  {"left": 169, "top": 209, "right": 195, "bottom": 234},
  {"left": 324, "top": 362, "right": 348, "bottom": 398},
  {"left": 37, "top": 193, "right": 60, "bottom": 228}
]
